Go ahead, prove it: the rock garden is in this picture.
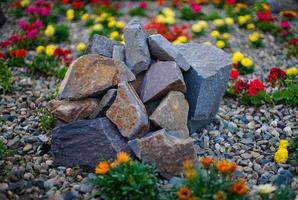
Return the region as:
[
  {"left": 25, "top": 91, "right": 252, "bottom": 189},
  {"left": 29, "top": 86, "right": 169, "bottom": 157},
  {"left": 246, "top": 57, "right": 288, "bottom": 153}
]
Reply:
[{"left": 0, "top": 0, "right": 297, "bottom": 200}]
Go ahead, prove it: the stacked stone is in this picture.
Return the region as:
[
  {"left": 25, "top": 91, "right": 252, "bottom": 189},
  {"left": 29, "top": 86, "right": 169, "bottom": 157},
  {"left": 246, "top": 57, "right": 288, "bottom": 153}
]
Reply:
[{"left": 49, "top": 19, "right": 231, "bottom": 178}]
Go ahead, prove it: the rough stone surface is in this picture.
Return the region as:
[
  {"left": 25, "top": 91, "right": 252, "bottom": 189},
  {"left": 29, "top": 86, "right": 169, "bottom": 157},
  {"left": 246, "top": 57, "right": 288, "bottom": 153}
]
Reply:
[
  {"left": 51, "top": 118, "right": 129, "bottom": 170},
  {"left": 107, "top": 82, "right": 149, "bottom": 139},
  {"left": 148, "top": 34, "right": 190, "bottom": 71},
  {"left": 87, "top": 34, "right": 122, "bottom": 58},
  {"left": 123, "top": 19, "right": 151, "bottom": 75},
  {"left": 150, "top": 91, "right": 189, "bottom": 138},
  {"left": 48, "top": 99, "right": 99, "bottom": 123},
  {"left": 112, "top": 45, "right": 125, "bottom": 62},
  {"left": 176, "top": 42, "right": 231, "bottom": 132},
  {"left": 90, "top": 89, "right": 117, "bottom": 118},
  {"left": 129, "top": 129, "right": 196, "bottom": 178},
  {"left": 138, "top": 61, "right": 186, "bottom": 103},
  {"left": 58, "top": 54, "right": 135, "bottom": 100}
]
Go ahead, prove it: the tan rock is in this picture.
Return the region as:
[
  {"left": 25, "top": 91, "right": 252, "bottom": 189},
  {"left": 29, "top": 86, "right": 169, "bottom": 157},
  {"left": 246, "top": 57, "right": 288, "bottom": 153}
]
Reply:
[
  {"left": 129, "top": 129, "right": 196, "bottom": 178},
  {"left": 107, "top": 82, "right": 149, "bottom": 139},
  {"left": 59, "top": 54, "right": 135, "bottom": 100},
  {"left": 47, "top": 99, "right": 99, "bottom": 123}
]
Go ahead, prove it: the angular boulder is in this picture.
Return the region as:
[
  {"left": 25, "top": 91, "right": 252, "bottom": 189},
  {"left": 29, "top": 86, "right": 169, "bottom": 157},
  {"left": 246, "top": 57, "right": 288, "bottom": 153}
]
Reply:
[
  {"left": 176, "top": 42, "right": 231, "bottom": 132},
  {"left": 124, "top": 19, "right": 151, "bottom": 75},
  {"left": 129, "top": 129, "right": 196, "bottom": 178},
  {"left": 48, "top": 99, "right": 99, "bottom": 123},
  {"left": 150, "top": 91, "right": 189, "bottom": 138},
  {"left": 51, "top": 118, "right": 129, "bottom": 170},
  {"left": 87, "top": 34, "right": 122, "bottom": 58},
  {"left": 58, "top": 54, "right": 135, "bottom": 100},
  {"left": 148, "top": 34, "right": 190, "bottom": 71},
  {"left": 90, "top": 89, "right": 117, "bottom": 118},
  {"left": 107, "top": 82, "right": 149, "bottom": 139},
  {"left": 112, "top": 45, "right": 125, "bottom": 62},
  {"left": 138, "top": 61, "right": 186, "bottom": 103}
]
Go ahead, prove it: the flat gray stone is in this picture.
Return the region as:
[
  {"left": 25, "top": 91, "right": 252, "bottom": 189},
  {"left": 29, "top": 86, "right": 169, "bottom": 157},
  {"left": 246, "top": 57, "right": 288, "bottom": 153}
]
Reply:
[
  {"left": 87, "top": 34, "right": 122, "bottom": 58},
  {"left": 129, "top": 129, "right": 196, "bottom": 178},
  {"left": 124, "top": 19, "right": 151, "bottom": 75},
  {"left": 148, "top": 34, "right": 190, "bottom": 71},
  {"left": 138, "top": 61, "right": 186, "bottom": 103},
  {"left": 150, "top": 91, "right": 189, "bottom": 138},
  {"left": 107, "top": 82, "right": 149, "bottom": 139},
  {"left": 112, "top": 45, "right": 125, "bottom": 62},
  {"left": 51, "top": 118, "right": 129, "bottom": 171},
  {"left": 176, "top": 42, "right": 231, "bottom": 132}
]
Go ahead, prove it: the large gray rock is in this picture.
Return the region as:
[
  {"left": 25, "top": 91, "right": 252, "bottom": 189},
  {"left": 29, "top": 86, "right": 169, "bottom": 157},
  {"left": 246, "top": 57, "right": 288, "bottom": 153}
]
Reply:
[
  {"left": 148, "top": 34, "right": 190, "bottom": 71},
  {"left": 90, "top": 89, "right": 117, "bottom": 118},
  {"left": 51, "top": 118, "right": 129, "bottom": 170},
  {"left": 87, "top": 34, "right": 122, "bottom": 58},
  {"left": 58, "top": 54, "right": 135, "bottom": 100},
  {"left": 112, "top": 45, "right": 125, "bottom": 62},
  {"left": 107, "top": 82, "right": 149, "bottom": 139},
  {"left": 176, "top": 42, "right": 231, "bottom": 132},
  {"left": 129, "top": 129, "right": 196, "bottom": 178},
  {"left": 138, "top": 61, "right": 186, "bottom": 103},
  {"left": 150, "top": 91, "right": 189, "bottom": 138},
  {"left": 124, "top": 19, "right": 151, "bottom": 75}
]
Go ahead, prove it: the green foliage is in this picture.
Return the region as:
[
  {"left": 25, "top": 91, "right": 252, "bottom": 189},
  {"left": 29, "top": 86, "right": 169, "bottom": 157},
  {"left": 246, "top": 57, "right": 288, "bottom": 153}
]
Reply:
[
  {"left": 94, "top": 160, "right": 159, "bottom": 200},
  {"left": 128, "top": 7, "right": 147, "bottom": 17},
  {"left": 53, "top": 24, "right": 69, "bottom": 43},
  {"left": 288, "top": 137, "right": 298, "bottom": 162},
  {"left": 180, "top": 4, "right": 204, "bottom": 20},
  {"left": 239, "top": 91, "right": 272, "bottom": 106},
  {"left": 250, "top": 40, "right": 264, "bottom": 48},
  {"left": 288, "top": 45, "right": 298, "bottom": 58},
  {"left": 37, "top": 108, "right": 55, "bottom": 132},
  {"left": 6, "top": 57, "right": 26, "bottom": 67},
  {"left": 272, "top": 84, "right": 298, "bottom": 106},
  {"left": 273, "top": 186, "right": 295, "bottom": 200},
  {"left": 204, "top": 11, "right": 221, "bottom": 21},
  {"left": 237, "top": 66, "right": 254, "bottom": 75},
  {"left": 0, "top": 141, "right": 10, "bottom": 160},
  {"left": 0, "top": 60, "right": 12, "bottom": 94}
]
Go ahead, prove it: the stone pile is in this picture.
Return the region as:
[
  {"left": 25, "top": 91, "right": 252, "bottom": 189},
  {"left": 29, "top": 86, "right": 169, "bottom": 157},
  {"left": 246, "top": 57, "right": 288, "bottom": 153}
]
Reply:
[{"left": 49, "top": 19, "right": 231, "bottom": 178}]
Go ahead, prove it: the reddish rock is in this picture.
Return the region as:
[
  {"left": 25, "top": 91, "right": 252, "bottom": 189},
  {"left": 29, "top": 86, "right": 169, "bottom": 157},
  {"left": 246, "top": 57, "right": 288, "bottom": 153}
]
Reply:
[
  {"left": 138, "top": 61, "right": 186, "bottom": 103},
  {"left": 129, "top": 129, "right": 196, "bottom": 178},
  {"left": 107, "top": 82, "right": 149, "bottom": 139},
  {"left": 58, "top": 54, "right": 135, "bottom": 100},
  {"left": 47, "top": 99, "right": 99, "bottom": 123}
]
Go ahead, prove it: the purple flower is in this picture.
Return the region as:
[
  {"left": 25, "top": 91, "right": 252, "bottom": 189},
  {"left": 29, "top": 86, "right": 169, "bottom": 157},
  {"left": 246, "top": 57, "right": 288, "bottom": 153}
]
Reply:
[
  {"left": 32, "top": 20, "right": 44, "bottom": 29},
  {"left": 38, "top": 7, "right": 50, "bottom": 17},
  {"left": 25, "top": 29, "right": 39, "bottom": 40},
  {"left": 26, "top": 6, "right": 37, "bottom": 15},
  {"left": 18, "top": 19, "right": 27, "bottom": 30}
]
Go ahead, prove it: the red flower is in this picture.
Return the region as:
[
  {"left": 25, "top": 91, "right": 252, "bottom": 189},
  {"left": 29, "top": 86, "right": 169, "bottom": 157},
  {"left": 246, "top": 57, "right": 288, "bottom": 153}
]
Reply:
[
  {"left": 73, "top": 0, "right": 84, "bottom": 9},
  {"left": 280, "top": 21, "right": 291, "bottom": 29},
  {"left": 0, "top": 52, "right": 4, "bottom": 58},
  {"left": 248, "top": 79, "right": 265, "bottom": 96},
  {"left": 229, "top": 69, "right": 239, "bottom": 81},
  {"left": 139, "top": 2, "right": 148, "bottom": 9},
  {"left": 233, "top": 79, "right": 249, "bottom": 94},
  {"left": 62, "top": 0, "right": 70, "bottom": 4},
  {"left": 157, "top": 0, "right": 165, "bottom": 6},
  {"left": 226, "top": 0, "right": 235, "bottom": 5},
  {"left": 190, "top": 3, "right": 201, "bottom": 13},
  {"left": 15, "top": 49, "right": 26, "bottom": 58},
  {"left": 266, "top": 67, "right": 286, "bottom": 84},
  {"left": 257, "top": 11, "right": 274, "bottom": 22},
  {"left": 289, "top": 38, "right": 298, "bottom": 46}
]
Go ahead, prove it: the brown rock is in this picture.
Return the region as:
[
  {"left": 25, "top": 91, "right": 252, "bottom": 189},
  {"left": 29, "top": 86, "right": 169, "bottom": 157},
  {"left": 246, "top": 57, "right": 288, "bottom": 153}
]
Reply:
[
  {"left": 107, "top": 82, "right": 149, "bottom": 139},
  {"left": 138, "top": 61, "right": 186, "bottom": 103},
  {"left": 58, "top": 54, "right": 135, "bottom": 100},
  {"left": 129, "top": 129, "right": 196, "bottom": 178},
  {"left": 47, "top": 99, "right": 99, "bottom": 123},
  {"left": 150, "top": 91, "right": 189, "bottom": 138}
]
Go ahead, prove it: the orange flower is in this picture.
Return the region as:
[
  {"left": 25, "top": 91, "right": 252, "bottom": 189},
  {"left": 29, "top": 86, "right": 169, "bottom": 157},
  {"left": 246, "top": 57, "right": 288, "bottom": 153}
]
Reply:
[
  {"left": 95, "top": 161, "right": 110, "bottom": 175},
  {"left": 230, "top": 180, "right": 249, "bottom": 196},
  {"left": 183, "top": 159, "right": 194, "bottom": 171},
  {"left": 200, "top": 156, "right": 213, "bottom": 168},
  {"left": 216, "top": 160, "right": 237, "bottom": 174},
  {"left": 178, "top": 187, "right": 191, "bottom": 200},
  {"left": 115, "top": 151, "right": 130, "bottom": 164},
  {"left": 184, "top": 168, "right": 196, "bottom": 181},
  {"left": 212, "top": 0, "right": 221, "bottom": 4}
]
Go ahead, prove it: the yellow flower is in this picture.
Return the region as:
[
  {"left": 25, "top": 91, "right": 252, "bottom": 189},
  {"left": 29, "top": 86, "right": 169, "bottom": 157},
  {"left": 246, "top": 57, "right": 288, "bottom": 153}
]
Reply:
[
  {"left": 225, "top": 17, "right": 234, "bottom": 26},
  {"left": 66, "top": 9, "right": 75, "bottom": 21},
  {"left": 279, "top": 139, "right": 289, "bottom": 149},
  {"left": 213, "top": 19, "right": 225, "bottom": 27},
  {"left": 192, "top": 24, "right": 203, "bottom": 33},
  {"left": 213, "top": 191, "right": 227, "bottom": 200},
  {"left": 166, "top": 17, "right": 176, "bottom": 25},
  {"left": 162, "top": 7, "right": 175, "bottom": 17},
  {"left": 232, "top": 51, "right": 244, "bottom": 63},
  {"left": 45, "top": 45, "right": 57, "bottom": 56},
  {"left": 286, "top": 67, "right": 297, "bottom": 76},
  {"left": 248, "top": 32, "right": 260, "bottom": 42},
  {"left": 76, "top": 42, "right": 86, "bottom": 52},
  {"left": 44, "top": 25, "right": 55, "bottom": 37},
  {"left": 255, "top": 184, "right": 277, "bottom": 194},
  {"left": 20, "top": 0, "right": 29, "bottom": 7},
  {"left": 81, "top": 13, "right": 89, "bottom": 21},
  {"left": 177, "top": 36, "right": 188, "bottom": 43},
  {"left": 99, "top": 13, "right": 109, "bottom": 21},
  {"left": 198, "top": 20, "right": 208, "bottom": 29},
  {"left": 238, "top": 15, "right": 248, "bottom": 25},
  {"left": 210, "top": 30, "right": 220, "bottom": 38},
  {"left": 241, "top": 57, "right": 253, "bottom": 68},
  {"left": 115, "top": 151, "right": 130, "bottom": 164},
  {"left": 274, "top": 148, "right": 288, "bottom": 164},
  {"left": 116, "top": 21, "right": 125, "bottom": 29},
  {"left": 92, "top": 24, "right": 103, "bottom": 31},
  {"left": 244, "top": 15, "right": 252, "bottom": 21},
  {"left": 108, "top": 20, "right": 116, "bottom": 28},
  {"left": 216, "top": 40, "right": 225, "bottom": 49},
  {"left": 184, "top": 168, "right": 196, "bottom": 181},
  {"left": 36, "top": 46, "right": 45, "bottom": 54},
  {"left": 95, "top": 161, "right": 110, "bottom": 175},
  {"left": 110, "top": 31, "right": 119, "bottom": 40},
  {"left": 107, "top": 16, "right": 115, "bottom": 22},
  {"left": 156, "top": 14, "right": 166, "bottom": 24},
  {"left": 246, "top": 23, "right": 255, "bottom": 30},
  {"left": 222, "top": 33, "right": 231, "bottom": 40}
]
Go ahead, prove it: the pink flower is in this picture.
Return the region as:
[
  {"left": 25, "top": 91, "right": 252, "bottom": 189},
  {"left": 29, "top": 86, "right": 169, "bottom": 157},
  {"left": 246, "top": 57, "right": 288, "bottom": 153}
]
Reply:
[
  {"left": 18, "top": 19, "right": 27, "bottom": 30},
  {"left": 25, "top": 29, "right": 39, "bottom": 40},
  {"left": 10, "top": 34, "right": 20, "bottom": 43},
  {"left": 26, "top": 6, "right": 37, "bottom": 15},
  {"left": 280, "top": 21, "right": 290, "bottom": 29},
  {"left": 139, "top": 2, "right": 148, "bottom": 9},
  {"left": 32, "top": 20, "right": 44, "bottom": 29},
  {"left": 127, "top": 2, "right": 133, "bottom": 7},
  {"left": 190, "top": 3, "right": 201, "bottom": 13},
  {"left": 38, "top": 7, "right": 50, "bottom": 17}
]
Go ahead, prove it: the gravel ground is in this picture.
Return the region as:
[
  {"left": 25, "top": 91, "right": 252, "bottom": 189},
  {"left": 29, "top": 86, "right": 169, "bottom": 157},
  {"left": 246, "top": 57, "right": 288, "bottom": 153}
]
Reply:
[{"left": 0, "top": 2, "right": 298, "bottom": 199}]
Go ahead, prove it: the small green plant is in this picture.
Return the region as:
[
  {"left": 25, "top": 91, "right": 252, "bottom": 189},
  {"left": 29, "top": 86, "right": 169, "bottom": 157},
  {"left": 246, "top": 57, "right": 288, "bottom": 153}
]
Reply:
[
  {"left": 288, "top": 136, "right": 298, "bottom": 161},
  {"left": 53, "top": 24, "right": 69, "bottom": 43},
  {"left": 239, "top": 91, "right": 272, "bottom": 106},
  {"left": 0, "top": 60, "right": 12, "bottom": 94},
  {"left": 0, "top": 141, "right": 10, "bottom": 160},
  {"left": 93, "top": 151, "right": 159, "bottom": 200},
  {"left": 38, "top": 108, "right": 55, "bottom": 132},
  {"left": 273, "top": 186, "right": 295, "bottom": 200},
  {"left": 272, "top": 84, "right": 298, "bottom": 106}
]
